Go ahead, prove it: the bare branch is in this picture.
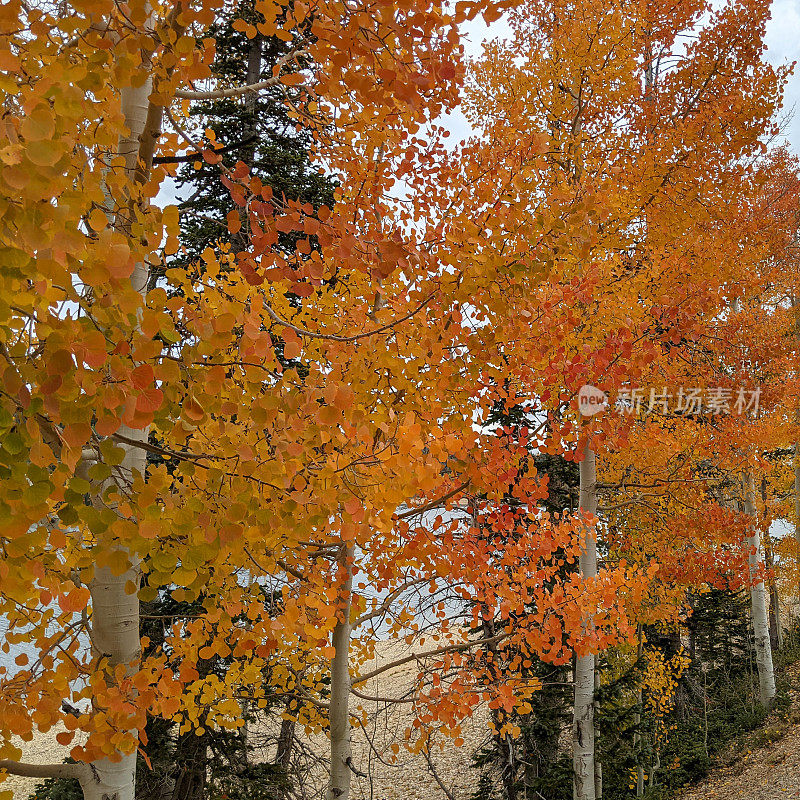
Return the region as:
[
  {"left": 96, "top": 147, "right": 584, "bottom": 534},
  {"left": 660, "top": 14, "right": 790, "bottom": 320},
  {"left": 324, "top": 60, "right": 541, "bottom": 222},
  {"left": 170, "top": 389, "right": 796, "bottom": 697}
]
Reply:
[
  {"left": 352, "top": 632, "right": 508, "bottom": 687},
  {"left": 350, "top": 686, "right": 416, "bottom": 704},
  {"left": 394, "top": 480, "right": 471, "bottom": 521},
  {"left": 423, "top": 745, "right": 457, "bottom": 800},
  {"left": 174, "top": 49, "right": 310, "bottom": 100},
  {"left": 263, "top": 291, "right": 437, "bottom": 344},
  {"left": 0, "top": 760, "right": 87, "bottom": 782}
]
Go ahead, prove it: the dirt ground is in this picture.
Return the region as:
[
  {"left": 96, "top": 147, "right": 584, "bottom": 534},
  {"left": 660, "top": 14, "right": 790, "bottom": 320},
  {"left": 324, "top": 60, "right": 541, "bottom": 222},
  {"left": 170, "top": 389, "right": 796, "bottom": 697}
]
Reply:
[
  {"left": 4, "top": 652, "right": 800, "bottom": 799},
  {"left": 677, "top": 663, "right": 800, "bottom": 800}
]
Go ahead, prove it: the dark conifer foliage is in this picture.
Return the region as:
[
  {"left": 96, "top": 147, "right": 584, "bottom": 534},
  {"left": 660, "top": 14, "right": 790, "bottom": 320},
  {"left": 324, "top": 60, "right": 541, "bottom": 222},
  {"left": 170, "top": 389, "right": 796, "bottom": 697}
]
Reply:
[{"left": 172, "top": 1, "right": 334, "bottom": 269}]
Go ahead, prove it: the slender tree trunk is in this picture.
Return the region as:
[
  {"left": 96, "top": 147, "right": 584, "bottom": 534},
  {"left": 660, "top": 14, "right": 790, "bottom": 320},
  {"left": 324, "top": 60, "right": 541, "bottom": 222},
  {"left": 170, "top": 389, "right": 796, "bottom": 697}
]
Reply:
[
  {"left": 761, "top": 478, "right": 784, "bottom": 651},
  {"left": 326, "top": 545, "right": 354, "bottom": 800},
  {"left": 276, "top": 712, "right": 296, "bottom": 767},
  {"left": 275, "top": 703, "right": 297, "bottom": 799},
  {"left": 593, "top": 664, "right": 602, "bottom": 800},
  {"left": 634, "top": 626, "right": 644, "bottom": 798},
  {"left": 793, "top": 295, "right": 800, "bottom": 626},
  {"left": 795, "top": 442, "right": 800, "bottom": 625},
  {"left": 1, "top": 9, "right": 167, "bottom": 800},
  {"left": 648, "top": 750, "right": 659, "bottom": 787},
  {"left": 81, "top": 24, "right": 165, "bottom": 796},
  {"left": 573, "top": 442, "right": 597, "bottom": 800},
  {"left": 743, "top": 471, "right": 776, "bottom": 706},
  {"left": 794, "top": 443, "right": 800, "bottom": 549},
  {"left": 229, "top": 33, "right": 262, "bottom": 254},
  {"left": 170, "top": 729, "right": 207, "bottom": 800},
  {"left": 85, "top": 552, "right": 142, "bottom": 800},
  {"left": 243, "top": 35, "right": 262, "bottom": 152},
  {"left": 765, "top": 533, "right": 784, "bottom": 651}
]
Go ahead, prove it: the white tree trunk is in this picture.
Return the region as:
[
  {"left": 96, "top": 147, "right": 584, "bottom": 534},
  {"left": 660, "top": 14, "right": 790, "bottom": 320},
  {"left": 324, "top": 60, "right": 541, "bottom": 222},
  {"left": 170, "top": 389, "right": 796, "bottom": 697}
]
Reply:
[
  {"left": 792, "top": 443, "right": 800, "bottom": 630},
  {"left": 764, "top": 531, "right": 784, "bottom": 651},
  {"left": 795, "top": 443, "right": 800, "bottom": 599},
  {"left": 573, "top": 443, "right": 597, "bottom": 800},
  {"left": 326, "top": 546, "right": 354, "bottom": 800},
  {"left": 81, "top": 57, "right": 154, "bottom": 800},
  {"left": 793, "top": 294, "right": 800, "bottom": 617},
  {"left": 594, "top": 664, "right": 602, "bottom": 799},
  {"left": 743, "top": 471, "right": 776, "bottom": 706}
]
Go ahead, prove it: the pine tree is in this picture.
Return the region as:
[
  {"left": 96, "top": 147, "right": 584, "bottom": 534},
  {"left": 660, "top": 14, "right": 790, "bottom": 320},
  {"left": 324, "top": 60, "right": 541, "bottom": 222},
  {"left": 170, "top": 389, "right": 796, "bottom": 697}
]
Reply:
[
  {"left": 170, "top": 1, "right": 334, "bottom": 270},
  {"left": 470, "top": 395, "right": 574, "bottom": 800}
]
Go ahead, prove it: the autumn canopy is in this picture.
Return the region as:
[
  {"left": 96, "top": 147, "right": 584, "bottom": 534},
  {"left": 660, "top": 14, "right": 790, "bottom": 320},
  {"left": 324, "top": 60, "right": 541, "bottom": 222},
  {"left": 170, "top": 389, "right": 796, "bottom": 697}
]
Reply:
[{"left": 1, "top": 0, "right": 799, "bottom": 798}]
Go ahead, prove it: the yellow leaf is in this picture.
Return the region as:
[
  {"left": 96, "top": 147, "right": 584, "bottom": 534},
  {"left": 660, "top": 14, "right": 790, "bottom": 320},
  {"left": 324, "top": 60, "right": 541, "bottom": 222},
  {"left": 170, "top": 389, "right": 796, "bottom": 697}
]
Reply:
[
  {"left": 20, "top": 107, "right": 55, "bottom": 142},
  {"left": 25, "top": 139, "right": 64, "bottom": 167}
]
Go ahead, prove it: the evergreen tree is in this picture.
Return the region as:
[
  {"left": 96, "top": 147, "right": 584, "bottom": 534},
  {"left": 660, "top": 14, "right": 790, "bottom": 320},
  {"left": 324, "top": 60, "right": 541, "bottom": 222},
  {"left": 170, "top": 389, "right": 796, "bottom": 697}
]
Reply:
[
  {"left": 470, "top": 395, "right": 574, "bottom": 800},
  {"left": 169, "top": 1, "right": 334, "bottom": 271}
]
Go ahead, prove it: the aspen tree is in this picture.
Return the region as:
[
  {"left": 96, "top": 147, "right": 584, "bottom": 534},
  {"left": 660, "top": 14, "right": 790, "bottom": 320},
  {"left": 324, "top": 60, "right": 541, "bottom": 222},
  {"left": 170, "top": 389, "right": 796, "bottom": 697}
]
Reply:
[
  {"left": 574, "top": 441, "right": 598, "bottom": 800},
  {"left": 743, "top": 471, "right": 776, "bottom": 705}
]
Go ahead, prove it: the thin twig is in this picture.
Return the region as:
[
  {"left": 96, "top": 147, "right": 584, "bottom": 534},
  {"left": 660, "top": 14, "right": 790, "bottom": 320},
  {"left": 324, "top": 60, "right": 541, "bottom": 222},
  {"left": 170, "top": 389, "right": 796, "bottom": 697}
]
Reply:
[{"left": 263, "top": 291, "right": 437, "bottom": 344}]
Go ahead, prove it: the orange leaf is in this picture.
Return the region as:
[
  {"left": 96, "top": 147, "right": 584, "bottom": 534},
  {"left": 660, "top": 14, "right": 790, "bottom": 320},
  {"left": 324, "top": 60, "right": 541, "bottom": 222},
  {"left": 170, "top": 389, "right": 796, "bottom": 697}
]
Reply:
[
  {"left": 108, "top": 242, "right": 134, "bottom": 279},
  {"left": 62, "top": 423, "right": 91, "bottom": 449},
  {"left": 58, "top": 587, "right": 90, "bottom": 614},
  {"left": 317, "top": 405, "right": 339, "bottom": 426},
  {"left": 21, "top": 107, "right": 56, "bottom": 142},
  {"left": 283, "top": 340, "right": 301, "bottom": 360},
  {"left": 184, "top": 397, "right": 205, "bottom": 422}
]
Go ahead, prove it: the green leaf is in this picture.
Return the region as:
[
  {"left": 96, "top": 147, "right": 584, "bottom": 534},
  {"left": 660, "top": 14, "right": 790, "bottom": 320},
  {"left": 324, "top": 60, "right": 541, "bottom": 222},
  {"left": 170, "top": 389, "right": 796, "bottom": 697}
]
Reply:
[
  {"left": 58, "top": 504, "right": 80, "bottom": 525},
  {"left": 159, "top": 318, "right": 181, "bottom": 344},
  {"left": 68, "top": 477, "right": 90, "bottom": 495},
  {"left": 63, "top": 488, "right": 86, "bottom": 507},
  {"left": 84, "top": 506, "right": 107, "bottom": 535},
  {"left": 88, "top": 462, "right": 112, "bottom": 481},
  {"left": 99, "top": 439, "right": 126, "bottom": 466},
  {"left": 2, "top": 432, "right": 24, "bottom": 455},
  {"left": 0, "top": 407, "right": 14, "bottom": 431}
]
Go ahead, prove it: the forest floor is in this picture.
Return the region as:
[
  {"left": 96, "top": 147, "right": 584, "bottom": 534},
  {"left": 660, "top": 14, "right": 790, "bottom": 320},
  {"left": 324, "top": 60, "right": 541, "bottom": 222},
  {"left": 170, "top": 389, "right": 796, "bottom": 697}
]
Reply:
[
  {"left": 676, "top": 661, "right": 800, "bottom": 800},
  {"left": 4, "top": 654, "right": 800, "bottom": 799}
]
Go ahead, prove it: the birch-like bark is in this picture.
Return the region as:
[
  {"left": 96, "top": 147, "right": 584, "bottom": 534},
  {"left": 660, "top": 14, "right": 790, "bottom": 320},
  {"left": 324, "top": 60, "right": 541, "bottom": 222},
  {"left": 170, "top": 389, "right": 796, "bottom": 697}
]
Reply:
[
  {"left": 795, "top": 443, "right": 800, "bottom": 611},
  {"left": 3, "top": 78, "right": 153, "bottom": 796},
  {"left": 573, "top": 443, "right": 597, "bottom": 800},
  {"left": 743, "top": 471, "right": 776, "bottom": 706},
  {"left": 794, "top": 444, "right": 800, "bottom": 549},
  {"left": 765, "top": 532, "right": 784, "bottom": 651},
  {"left": 80, "top": 35, "right": 155, "bottom": 800},
  {"left": 594, "top": 664, "right": 602, "bottom": 800},
  {"left": 793, "top": 296, "right": 800, "bottom": 616},
  {"left": 326, "top": 545, "right": 354, "bottom": 800}
]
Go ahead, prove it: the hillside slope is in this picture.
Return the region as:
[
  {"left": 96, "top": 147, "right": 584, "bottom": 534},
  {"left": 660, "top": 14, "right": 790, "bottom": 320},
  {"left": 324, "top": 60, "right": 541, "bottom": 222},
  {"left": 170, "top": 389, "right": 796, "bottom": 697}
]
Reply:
[{"left": 677, "top": 661, "right": 800, "bottom": 800}]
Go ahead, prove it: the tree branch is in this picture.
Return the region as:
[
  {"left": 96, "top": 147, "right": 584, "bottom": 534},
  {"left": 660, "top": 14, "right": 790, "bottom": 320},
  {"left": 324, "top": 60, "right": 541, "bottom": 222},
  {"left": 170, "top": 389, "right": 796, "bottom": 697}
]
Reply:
[
  {"left": 0, "top": 760, "right": 87, "bottom": 781},
  {"left": 423, "top": 746, "right": 457, "bottom": 800},
  {"left": 350, "top": 686, "right": 416, "bottom": 704},
  {"left": 174, "top": 49, "right": 310, "bottom": 100},
  {"left": 263, "top": 291, "right": 437, "bottom": 344},
  {"left": 154, "top": 135, "right": 256, "bottom": 164},
  {"left": 394, "top": 479, "right": 471, "bottom": 521},
  {"left": 351, "top": 632, "right": 508, "bottom": 687}
]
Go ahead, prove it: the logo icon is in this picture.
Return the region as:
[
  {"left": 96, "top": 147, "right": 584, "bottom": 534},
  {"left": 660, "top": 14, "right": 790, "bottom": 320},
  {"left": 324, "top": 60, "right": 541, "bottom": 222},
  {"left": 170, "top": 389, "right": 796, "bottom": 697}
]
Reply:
[{"left": 577, "top": 384, "right": 608, "bottom": 416}]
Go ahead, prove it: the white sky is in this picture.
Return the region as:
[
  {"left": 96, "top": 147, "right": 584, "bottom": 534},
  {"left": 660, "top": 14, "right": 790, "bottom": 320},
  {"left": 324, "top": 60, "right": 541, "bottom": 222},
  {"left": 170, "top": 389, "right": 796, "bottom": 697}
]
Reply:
[{"left": 766, "top": 0, "right": 800, "bottom": 149}]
